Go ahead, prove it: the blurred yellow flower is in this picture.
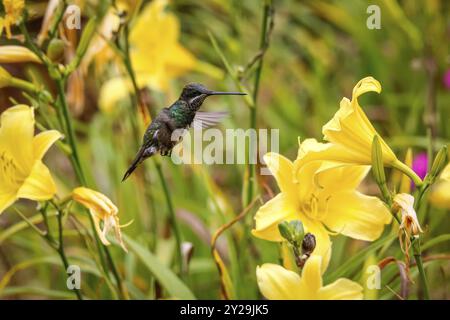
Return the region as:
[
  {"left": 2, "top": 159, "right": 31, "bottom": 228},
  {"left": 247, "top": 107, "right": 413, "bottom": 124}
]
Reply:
[
  {"left": 72, "top": 187, "right": 128, "bottom": 252},
  {"left": 429, "top": 163, "right": 450, "bottom": 209},
  {"left": 0, "top": 46, "right": 41, "bottom": 64},
  {"left": 99, "top": 0, "right": 193, "bottom": 105},
  {"left": 295, "top": 77, "right": 400, "bottom": 169},
  {"left": 129, "top": 0, "right": 196, "bottom": 88},
  {"left": 0, "top": 0, "right": 24, "bottom": 38},
  {"left": 98, "top": 0, "right": 221, "bottom": 112},
  {"left": 257, "top": 256, "right": 363, "bottom": 300},
  {"left": 253, "top": 149, "right": 392, "bottom": 269},
  {"left": 0, "top": 105, "right": 62, "bottom": 214}
]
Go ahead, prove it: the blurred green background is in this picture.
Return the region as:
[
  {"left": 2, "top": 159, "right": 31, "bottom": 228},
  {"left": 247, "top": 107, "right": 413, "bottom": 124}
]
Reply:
[{"left": 0, "top": 0, "right": 449, "bottom": 299}]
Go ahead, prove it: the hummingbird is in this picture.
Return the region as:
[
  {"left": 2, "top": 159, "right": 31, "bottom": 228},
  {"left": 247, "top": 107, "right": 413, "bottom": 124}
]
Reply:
[{"left": 122, "top": 83, "right": 246, "bottom": 181}]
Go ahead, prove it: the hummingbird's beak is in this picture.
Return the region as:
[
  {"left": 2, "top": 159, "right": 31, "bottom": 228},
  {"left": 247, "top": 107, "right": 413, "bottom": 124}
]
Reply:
[{"left": 206, "top": 90, "right": 247, "bottom": 96}]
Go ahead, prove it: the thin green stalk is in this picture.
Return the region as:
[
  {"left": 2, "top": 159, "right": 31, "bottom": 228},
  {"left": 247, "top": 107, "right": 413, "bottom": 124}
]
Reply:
[
  {"left": 121, "top": 30, "right": 144, "bottom": 148},
  {"left": 55, "top": 79, "right": 86, "bottom": 185},
  {"left": 15, "top": 204, "right": 82, "bottom": 300},
  {"left": 246, "top": 0, "right": 272, "bottom": 206},
  {"left": 155, "top": 162, "right": 183, "bottom": 274},
  {"left": 51, "top": 201, "right": 84, "bottom": 300},
  {"left": 413, "top": 240, "right": 430, "bottom": 300},
  {"left": 13, "top": 207, "right": 47, "bottom": 237}
]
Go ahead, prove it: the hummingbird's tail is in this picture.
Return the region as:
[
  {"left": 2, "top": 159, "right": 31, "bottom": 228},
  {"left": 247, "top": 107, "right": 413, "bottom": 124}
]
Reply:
[{"left": 122, "top": 146, "right": 156, "bottom": 181}]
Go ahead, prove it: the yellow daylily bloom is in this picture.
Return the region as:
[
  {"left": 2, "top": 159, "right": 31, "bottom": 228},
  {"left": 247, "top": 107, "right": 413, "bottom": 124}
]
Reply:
[
  {"left": 72, "top": 187, "right": 128, "bottom": 252},
  {"left": 429, "top": 163, "right": 450, "bottom": 209},
  {"left": 0, "top": 46, "right": 41, "bottom": 64},
  {"left": 257, "top": 256, "right": 363, "bottom": 300},
  {"left": 0, "top": 105, "right": 62, "bottom": 214},
  {"left": 253, "top": 151, "right": 392, "bottom": 270},
  {"left": 98, "top": 0, "right": 221, "bottom": 111},
  {"left": 129, "top": 0, "right": 196, "bottom": 88},
  {"left": 295, "top": 77, "right": 401, "bottom": 170},
  {"left": 0, "top": 0, "right": 24, "bottom": 38}
]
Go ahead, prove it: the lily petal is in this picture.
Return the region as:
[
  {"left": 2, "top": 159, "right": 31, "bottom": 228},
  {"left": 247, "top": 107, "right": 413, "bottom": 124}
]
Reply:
[
  {"left": 252, "top": 193, "right": 298, "bottom": 242},
  {"left": 319, "top": 278, "right": 363, "bottom": 300},
  {"left": 299, "top": 255, "right": 323, "bottom": 292},
  {"left": 303, "top": 222, "right": 332, "bottom": 272},
  {"left": 263, "top": 152, "right": 297, "bottom": 200},
  {"left": 33, "top": 130, "right": 63, "bottom": 160},
  {"left": 323, "top": 190, "right": 392, "bottom": 241},
  {"left": 256, "top": 263, "right": 303, "bottom": 300},
  {"left": 0, "top": 105, "right": 35, "bottom": 174},
  {"left": 16, "top": 161, "right": 56, "bottom": 201},
  {"left": 0, "top": 190, "right": 16, "bottom": 214}
]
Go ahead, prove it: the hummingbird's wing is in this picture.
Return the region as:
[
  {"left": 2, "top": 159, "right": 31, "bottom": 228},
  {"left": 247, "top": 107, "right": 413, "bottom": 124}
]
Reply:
[{"left": 192, "top": 111, "right": 228, "bottom": 129}]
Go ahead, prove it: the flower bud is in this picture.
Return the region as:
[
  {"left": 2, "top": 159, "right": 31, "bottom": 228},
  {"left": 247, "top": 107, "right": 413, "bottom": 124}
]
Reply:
[
  {"left": 278, "top": 221, "right": 292, "bottom": 243},
  {"left": 301, "top": 233, "right": 316, "bottom": 256},
  {"left": 290, "top": 220, "right": 304, "bottom": 245},
  {"left": 371, "top": 135, "right": 391, "bottom": 203},
  {"left": 75, "top": 17, "right": 97, "bottom": 61},
  {"left": 46, "top": 38, "right": 65, "bottom": 62},
  {"left": 428, "top": 145, "right": 448, "bottom": 182}
]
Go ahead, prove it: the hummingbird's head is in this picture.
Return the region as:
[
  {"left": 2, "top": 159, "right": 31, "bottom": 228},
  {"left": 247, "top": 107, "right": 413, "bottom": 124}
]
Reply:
[
  {"left": 180, "top": 83, "right": 246, "bottom": 109},
  {"left": 180, "top": 83, "right": 209, "bottom": 103}
]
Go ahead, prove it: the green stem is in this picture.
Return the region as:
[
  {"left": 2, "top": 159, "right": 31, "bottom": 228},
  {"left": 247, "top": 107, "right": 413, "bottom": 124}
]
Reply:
[
  {"left": 245, "top": 1, "right": 271, "bottom": 206},
  {"left": 392, "top": 160, "right": 423, "bottom": 187},
  {"left": 155, "top": 162, "right": 183, "bottom": 274},
  {"left": 412, "top": 240, "right": 430, "bottom": 300},
  {"left": 52, "top": 201, "right": 83, "bottom": 300},
  {"left": 55, "top": 79, "right": 86, "bottom": 185}
]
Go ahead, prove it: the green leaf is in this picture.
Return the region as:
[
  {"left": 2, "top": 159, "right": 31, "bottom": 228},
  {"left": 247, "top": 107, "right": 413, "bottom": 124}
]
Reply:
[
  {"left": 0, "top": 211, "right": 57, "bottom": 246},
  {"left": 0, "top": 286, "right": 75, "bottom": 299},
  {"left": 123, "top": 234, "right": 196, "bottom": 299},
  {"left": 422, "top": 234, "right": 450, "bottom": 251},
  {"left": 324, "top": 235, "right": 396, "bottom": 283}
]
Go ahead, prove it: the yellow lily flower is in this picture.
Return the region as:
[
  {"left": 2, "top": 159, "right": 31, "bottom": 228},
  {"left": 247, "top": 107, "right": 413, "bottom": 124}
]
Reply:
[
  {"left": 257, "top": 256, "right": 363, "bottom": 300},
  {"left": 253, "top": 150, "right": 392, "bottom": 269},
  {"left": 0, "top": 105, "right": 62, "bottom": 214},
  {"left": 294, "top": 77, "right": 404, "bottom": 171},
  {"left": 98, "top": 0, "right": 218, "bottom": 111},
  {"left": 129, "top": 0, "right": 196, "bottom": 89},
  {"left": 72, "top": 187, "right": 128, "bottom": 252},
  {"left": 429, "top": 163, "right": 450, "bottom": 210},
  {"left": 0, "top": 46, "right": 41, "bottom": 64},
  {"left": 0, "top": 0, "right": 24, "bottom": 38}
]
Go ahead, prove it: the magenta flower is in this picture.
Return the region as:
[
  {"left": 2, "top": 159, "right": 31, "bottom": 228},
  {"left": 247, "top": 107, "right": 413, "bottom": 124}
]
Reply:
[
  {"left": 444, "top": 69, "right": 450, "bottom": 90},
  {"left": 412, "top": 152, "right": 428, "bottom": 180}
]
